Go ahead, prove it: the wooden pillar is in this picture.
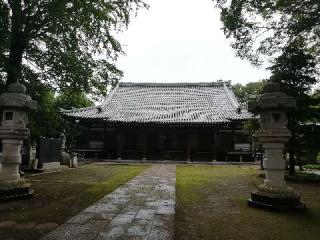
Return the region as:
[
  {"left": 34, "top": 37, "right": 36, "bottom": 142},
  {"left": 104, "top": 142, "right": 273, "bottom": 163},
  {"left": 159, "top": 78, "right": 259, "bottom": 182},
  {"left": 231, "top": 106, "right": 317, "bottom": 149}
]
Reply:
[
  {"left": 117, "top": 132, "right": 123, "bottom": 160},
  {"left": 232, "top": 128, "right": 236, "bottom": 150},
  {"left": 232, "top": 127, "right": 237, "bottom": 162},
  {"left": 212, "top": 131, "right": 218, "bottom": 162},
  {"left": 212, "top": 131, "right": 219, "bottom": 162},
  {"left": 103, "top": 125, "right": 107, "bottom": 159},
  {"left": 187, "top": 133, "right": 191, "bottom": 162},
  {"left": 142, "top": 131, "right": 147, "bottom": 161}
]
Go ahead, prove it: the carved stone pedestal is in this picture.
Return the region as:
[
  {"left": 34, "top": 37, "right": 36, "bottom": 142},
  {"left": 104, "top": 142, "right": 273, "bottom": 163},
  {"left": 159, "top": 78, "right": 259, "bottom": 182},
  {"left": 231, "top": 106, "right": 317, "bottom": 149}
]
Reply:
[
  {"left": 0, "top": 184, "right": 33, "bottom": 202},
  {"left": 0, "top": 133, "right": 33, "bottom": 202},
  {"left": 248, "top": 186, "right": 304, "bottom": 211}
]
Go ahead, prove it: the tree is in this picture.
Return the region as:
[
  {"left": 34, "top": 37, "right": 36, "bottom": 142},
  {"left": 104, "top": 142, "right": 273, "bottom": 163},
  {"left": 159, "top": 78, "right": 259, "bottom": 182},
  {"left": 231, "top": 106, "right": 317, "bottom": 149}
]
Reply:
[
  {"left": 232, "top": 80, "right": 266, "bottom": 104},
  {"left": 215, "top": 0, "right": 320, "bottom": 66},
  {"left": 28, "top": 88, "right": 93, "bottom": 142},
  {"left": 0, "top": 0, "right": 147, "bottom": 99},
  {"left": 55, "top": 91, "right": 93, "bottom": 110},
  {"left": 28, "top": 88, "right": 60, "bottom": 141},
  {"left": 233, "top": 81, "right": 265, "bottom": 167},
  {"left": 216, "top": 0, "right": 320, "bottom": 174},
  {"left": 268, "top": 41, "right": 320, "bottom": 175}
]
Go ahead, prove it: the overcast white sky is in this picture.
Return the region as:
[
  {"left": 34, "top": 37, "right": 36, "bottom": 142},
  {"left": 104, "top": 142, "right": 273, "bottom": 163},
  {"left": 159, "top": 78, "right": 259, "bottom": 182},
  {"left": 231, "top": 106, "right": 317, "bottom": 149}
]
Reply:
[{"left": 117, "top": 0, "right": 270, "bottom": 85}]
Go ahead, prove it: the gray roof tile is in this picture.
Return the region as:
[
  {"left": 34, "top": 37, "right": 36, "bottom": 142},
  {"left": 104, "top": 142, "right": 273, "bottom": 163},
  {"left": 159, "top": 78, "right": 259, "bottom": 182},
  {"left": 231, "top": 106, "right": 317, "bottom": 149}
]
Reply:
[{"left": 62, "top": 82, "right": 253, "bottom": 125}]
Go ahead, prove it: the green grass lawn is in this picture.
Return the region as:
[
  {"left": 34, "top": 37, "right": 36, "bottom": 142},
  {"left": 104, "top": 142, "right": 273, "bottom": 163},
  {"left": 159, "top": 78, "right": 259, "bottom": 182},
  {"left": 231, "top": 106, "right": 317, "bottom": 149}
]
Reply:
[
  {"left": 175, "top": 165, "right": 320, "bottom": 240},
  {"left": 0, "top": 163, "right": 149, "bottom": 240}
]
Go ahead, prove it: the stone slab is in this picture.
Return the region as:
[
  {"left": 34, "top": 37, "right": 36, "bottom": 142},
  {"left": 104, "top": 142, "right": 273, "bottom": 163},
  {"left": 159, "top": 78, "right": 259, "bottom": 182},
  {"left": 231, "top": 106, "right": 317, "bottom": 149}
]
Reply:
[{"left": 42, "top": 164, "right": 176, "bottom": 240}]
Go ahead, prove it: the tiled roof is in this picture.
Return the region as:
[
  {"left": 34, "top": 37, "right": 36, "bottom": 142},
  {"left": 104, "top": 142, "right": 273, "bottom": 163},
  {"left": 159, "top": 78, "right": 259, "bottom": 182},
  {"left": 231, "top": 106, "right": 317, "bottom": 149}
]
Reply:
[{"left": 62, "top": 82, "right": 253, "bottom": 125}]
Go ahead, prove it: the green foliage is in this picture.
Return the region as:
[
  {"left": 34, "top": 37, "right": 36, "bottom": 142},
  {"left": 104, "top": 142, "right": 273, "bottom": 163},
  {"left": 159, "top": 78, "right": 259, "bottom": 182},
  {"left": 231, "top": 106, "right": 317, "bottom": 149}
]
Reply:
[
  {"left": 296, "top": 124, "right": 320, "bottom": 155},
  {"left": 0, "top": 0, "right": 148, "bottom": 98},
  {"left": 28, "top": 88, "right": 94, "bottom": 142},
  {"left": 268, "top": 42, "right": 320, "bottom": 173},
  {"left": 55, "top": 91, "right": 93, "bottom": 110},
  {"left": 269, "top": 42, "right": 320, "bottom": 121},
  {"left": 285, "top": 171, "right": 320, "bottom": 182},
  {"left": 232, "top": 81, "right": 266, "bottom": 103},
  {"left": 242, "top": 119, "right": 259, "bottom": 134},
  {"left": 232, "top": 81, "right": 265, "bottom": 152},
  {"left": 270, "top": 42, "right": 319, "bottom": 96},
  {"left": 28, "top": 89, "right": 60, "bottom": 141},
  {"left": 270, "top": 42, "right": 318, "bottom": 93},
  {"left": 216, "top": 0, "right": 320, "bottom": 175},
  {"left": 303, "top": 164, "right": 320, "bottom": 170},
  {"left": 215, "top": 0, "right": 320, "bottom": 66},
  {"left": 243, "top": 119, "right": 261, "bottom": 151}
]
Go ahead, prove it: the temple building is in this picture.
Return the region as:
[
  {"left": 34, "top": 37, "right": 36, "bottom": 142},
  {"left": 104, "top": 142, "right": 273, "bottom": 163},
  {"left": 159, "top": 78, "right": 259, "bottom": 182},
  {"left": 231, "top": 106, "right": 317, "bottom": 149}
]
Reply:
[{"left": 62, "top": 82, "right": 254, "bottom": 162}]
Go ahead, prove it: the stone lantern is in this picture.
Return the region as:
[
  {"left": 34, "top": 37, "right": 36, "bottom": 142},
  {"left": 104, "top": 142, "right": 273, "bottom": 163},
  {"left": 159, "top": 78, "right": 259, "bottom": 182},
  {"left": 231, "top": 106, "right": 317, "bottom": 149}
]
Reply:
[
  {"left": 247, "top": 81, "right": 304, "bottom": 210},
  {"left": 0, "top": 82, "right": 37, "bottom": 201}
]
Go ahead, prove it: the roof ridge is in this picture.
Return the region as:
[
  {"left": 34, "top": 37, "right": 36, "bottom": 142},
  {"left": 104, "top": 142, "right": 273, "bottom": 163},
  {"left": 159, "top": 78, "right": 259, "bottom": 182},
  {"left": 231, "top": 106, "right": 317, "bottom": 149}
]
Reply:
[
  {"left": 119, "top": 81, "right": 226, "bottom": 87},
  {"left": 101, "top": 84, "right": 120, "bottom": 108},
  {"left": 223, "top": 83, "right": 240, "bottom": 110}
]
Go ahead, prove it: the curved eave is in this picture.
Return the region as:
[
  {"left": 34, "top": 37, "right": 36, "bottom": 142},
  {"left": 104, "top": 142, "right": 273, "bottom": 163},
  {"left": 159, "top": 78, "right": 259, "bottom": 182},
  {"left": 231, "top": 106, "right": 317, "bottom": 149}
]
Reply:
[{"left": 61, "top": 114, "right": 253, "bottom": 128}]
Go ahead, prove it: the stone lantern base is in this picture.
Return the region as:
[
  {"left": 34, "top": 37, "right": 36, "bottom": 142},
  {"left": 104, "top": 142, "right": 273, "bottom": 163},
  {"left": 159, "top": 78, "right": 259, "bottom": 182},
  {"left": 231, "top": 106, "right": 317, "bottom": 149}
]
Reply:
[
  {"left": 247, "top": 185, "right": 305, "bottom": 211},
  {"left": 0, "top": 180, "right": 33, "bottom": 202}
]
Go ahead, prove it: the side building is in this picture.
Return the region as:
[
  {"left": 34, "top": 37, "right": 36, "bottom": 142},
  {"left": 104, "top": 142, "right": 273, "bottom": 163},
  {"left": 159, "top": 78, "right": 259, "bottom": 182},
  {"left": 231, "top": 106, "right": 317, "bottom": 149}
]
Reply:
[{"left": 62, "top": 82, "right": 254, "bottom": 162}]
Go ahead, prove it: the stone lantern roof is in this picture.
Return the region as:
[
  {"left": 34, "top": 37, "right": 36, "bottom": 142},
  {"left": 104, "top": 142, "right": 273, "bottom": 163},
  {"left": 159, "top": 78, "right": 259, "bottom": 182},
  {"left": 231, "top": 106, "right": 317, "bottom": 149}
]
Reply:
[
  {"left": 0, "top": 82, "right": 37, "bottom": 111},
  {"left": 248, "top": 81, "right": 296, "bottom": 113}
]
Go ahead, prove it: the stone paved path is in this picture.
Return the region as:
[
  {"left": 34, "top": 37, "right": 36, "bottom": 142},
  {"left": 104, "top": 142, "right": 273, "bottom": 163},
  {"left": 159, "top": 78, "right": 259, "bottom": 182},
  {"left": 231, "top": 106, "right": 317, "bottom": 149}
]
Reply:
[{"left": 42, "top": 164, "right": 176, "bottom": 240}]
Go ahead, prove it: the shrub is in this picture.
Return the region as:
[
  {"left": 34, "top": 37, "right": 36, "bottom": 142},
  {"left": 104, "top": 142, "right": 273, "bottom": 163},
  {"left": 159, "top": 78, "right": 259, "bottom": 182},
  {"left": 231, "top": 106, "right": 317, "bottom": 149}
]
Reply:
[
  {"left": 303, "top": 164, "right": 320, "bottom": 170},
  {"left": 285, "top": 172, "right": 320, "bottom": 182}
]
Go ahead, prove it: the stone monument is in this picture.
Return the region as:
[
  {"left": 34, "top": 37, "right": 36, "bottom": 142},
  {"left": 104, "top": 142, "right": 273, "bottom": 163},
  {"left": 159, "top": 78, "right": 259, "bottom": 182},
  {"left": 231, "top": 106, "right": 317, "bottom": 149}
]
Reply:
[
  {"left": 60, "top": 132, "right": 71, "bottom": 166},
  {"left": 247, "top": 81, "right": 305, "bottom": 211},
  {"left": 0, "top": 82, "right": 37, "bottom": 201}
]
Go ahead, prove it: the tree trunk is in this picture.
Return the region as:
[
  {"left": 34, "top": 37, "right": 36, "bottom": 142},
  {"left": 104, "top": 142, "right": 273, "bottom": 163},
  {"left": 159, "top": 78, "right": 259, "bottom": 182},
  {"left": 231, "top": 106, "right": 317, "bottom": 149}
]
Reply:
[
  {"left": 260, "top": 152, "right": 264, "bottom": 170},
  {"left": 289, "top": 148, "right": 295, "bottom": 175},
  {"left": 298, "top": 154, "right": 303, "bottom": 171},
  {"left": 287, "top": 115, "right": 296, "bottom": 175},
  {"left": 6, "top": 0, "right": 27, "bottom": 84}
]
